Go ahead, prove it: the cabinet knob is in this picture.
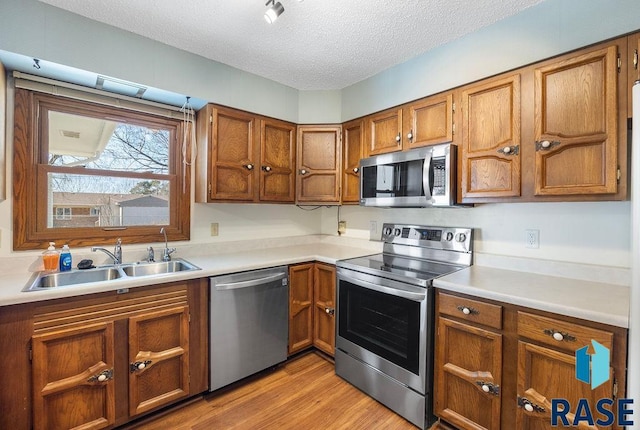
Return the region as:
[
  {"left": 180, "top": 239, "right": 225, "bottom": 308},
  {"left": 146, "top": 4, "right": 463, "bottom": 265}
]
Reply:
[
  {"left": 395, "top": 133, "right": 401, "bottom": 144},
  {"left": 518, "top": 396, "right": 545, "bottom": 413},
  {"left": 262, "top": 165, "right": 272, "bottom": 172},
  {"left": 543, "top": 329, "right": 576, "bottom": 342},
  {"left": 88, "top": 369, "right": 113, "bottom": 383},
  {"left": 476, "top": 381, "right": 500, "bottom": 396},
  {"left": 130, "top": 360, "right": 152, "bottom": 373},
  {"left": 497, "top": 145, "right": 519, "bottom": 156},
  {"left": 456, "top": 305, "right": 479, "bottom": 315},
  {"left": 299, "top": 169, "right": 307, "bottom": 175},
  {"left": 407, "top": 130, "right": 413, "bottom": 142},
  {"left": 353, "top": 167, "right": 359, "bottom": 174},
  {"left": 245, "top": 164, "right": 254, "bottom": 170},
  {"left": 325, "top": 307, "right": 335, "bottom": 316},
  {"left": 535, "top": 140, "right": 560, "bottom": 151}
]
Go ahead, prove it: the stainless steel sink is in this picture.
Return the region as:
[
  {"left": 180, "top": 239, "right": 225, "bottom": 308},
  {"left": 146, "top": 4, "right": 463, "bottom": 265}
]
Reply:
[
  {"left": 121, "top": 260, "right": 199, "bottom": 277},
  {"left": 24, "top": 267, "right": 123, "bottom": 291},
  {"left": 23, "top": 259, "right": 200, "bottom": 292}
]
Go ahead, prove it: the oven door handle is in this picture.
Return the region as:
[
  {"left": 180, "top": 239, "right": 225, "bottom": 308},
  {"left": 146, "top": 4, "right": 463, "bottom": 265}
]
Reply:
[
  {"left": 423, "top": 149, "right": 433, "bottom": 202},
  {"left": 342, "top": 276, "right": 426, "bottom": 302}
]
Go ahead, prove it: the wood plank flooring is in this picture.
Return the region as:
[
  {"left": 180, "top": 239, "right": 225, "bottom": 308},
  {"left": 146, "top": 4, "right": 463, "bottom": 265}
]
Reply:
[{"left": 129, "top": 351, "right": 419, "bottom": 429}]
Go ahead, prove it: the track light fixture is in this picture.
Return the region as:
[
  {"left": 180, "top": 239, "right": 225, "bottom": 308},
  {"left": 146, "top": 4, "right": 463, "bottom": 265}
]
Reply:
[{"left": 264, "top": 0, "right": 284, "bottom": 24}]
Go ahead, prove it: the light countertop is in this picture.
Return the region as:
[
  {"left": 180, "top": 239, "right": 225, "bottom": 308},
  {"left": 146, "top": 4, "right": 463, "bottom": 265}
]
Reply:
[
  {"left": 0, "top": 243, "right": 378, "bottom": 307},
  {"left": 434, "top": 265, "right": 629, "bottom": 328},
  {"left": 0, "top": 239, "right": 630, "bottom": 329}
]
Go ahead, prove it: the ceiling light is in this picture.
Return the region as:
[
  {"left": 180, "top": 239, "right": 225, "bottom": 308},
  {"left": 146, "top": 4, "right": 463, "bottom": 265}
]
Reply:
[{"left": 264, "top": 0, "right": 284, "bottom": 24}]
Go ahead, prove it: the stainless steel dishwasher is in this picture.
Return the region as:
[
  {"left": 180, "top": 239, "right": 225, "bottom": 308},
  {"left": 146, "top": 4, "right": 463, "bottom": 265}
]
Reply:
[{"left": 209, "top": 266, "right": 289, "bottom": 391}]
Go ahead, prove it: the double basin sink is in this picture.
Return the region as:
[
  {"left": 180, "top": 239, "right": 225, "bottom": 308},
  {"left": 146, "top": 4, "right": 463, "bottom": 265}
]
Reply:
[{"left": 23, "top": 259, "right": 200, "bottom": 292}]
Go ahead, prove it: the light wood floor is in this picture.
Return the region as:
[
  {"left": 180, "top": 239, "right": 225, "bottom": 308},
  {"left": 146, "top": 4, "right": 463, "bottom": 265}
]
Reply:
[{"left": 129, "top": 351, "right": 419, "bottom": 429}]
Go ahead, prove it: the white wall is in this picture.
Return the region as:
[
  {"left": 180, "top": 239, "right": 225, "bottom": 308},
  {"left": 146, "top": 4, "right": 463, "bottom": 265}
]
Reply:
[
  {"left": 322, "top": 202, "right": 631, "bottom": 268},
  {"left": 298, "top": 90, "right": 342, "bottom": 124},
  {"left": 341, "top": 0, "right": 640, "bottom": 120}
]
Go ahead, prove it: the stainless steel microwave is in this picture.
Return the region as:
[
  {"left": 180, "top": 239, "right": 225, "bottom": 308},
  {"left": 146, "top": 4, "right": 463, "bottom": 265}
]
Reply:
[{"left": 359, "top": 143, "right": 459, "bottom": 207}]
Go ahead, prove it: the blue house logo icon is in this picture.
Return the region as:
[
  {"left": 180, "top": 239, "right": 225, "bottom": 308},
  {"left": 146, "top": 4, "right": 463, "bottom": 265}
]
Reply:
[{"left": 575, "top": 340, "right": 609, "bottom": 389}]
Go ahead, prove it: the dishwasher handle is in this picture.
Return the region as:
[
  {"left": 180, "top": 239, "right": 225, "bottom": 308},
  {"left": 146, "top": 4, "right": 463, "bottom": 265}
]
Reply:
[{"left": 213, "top": 272, "right": 287, "bottom": 291}]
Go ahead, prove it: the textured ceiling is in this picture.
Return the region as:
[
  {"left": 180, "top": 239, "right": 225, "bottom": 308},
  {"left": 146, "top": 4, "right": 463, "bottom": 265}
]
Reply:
[{"left": 38, "top": 0, "right": 546, "bottom": 90}]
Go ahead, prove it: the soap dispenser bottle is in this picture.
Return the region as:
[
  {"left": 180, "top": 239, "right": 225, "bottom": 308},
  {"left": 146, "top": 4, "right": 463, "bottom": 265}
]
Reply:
[
  {"left": 42, "top": 242, "right": 59, "bottom": 272},
  {"left": 59, "top": 244, "right": 72, "bottom": 272}
]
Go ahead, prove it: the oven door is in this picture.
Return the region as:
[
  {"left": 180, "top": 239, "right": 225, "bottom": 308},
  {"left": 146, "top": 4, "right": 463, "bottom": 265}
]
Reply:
[{"left": 336, "top": 267, "right": 432, "bottom": 394}]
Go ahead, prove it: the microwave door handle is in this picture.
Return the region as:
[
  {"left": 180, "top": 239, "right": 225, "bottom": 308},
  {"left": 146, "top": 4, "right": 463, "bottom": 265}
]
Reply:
[{"left": 423, "top": 151, "right": 433, "bottom": 202}]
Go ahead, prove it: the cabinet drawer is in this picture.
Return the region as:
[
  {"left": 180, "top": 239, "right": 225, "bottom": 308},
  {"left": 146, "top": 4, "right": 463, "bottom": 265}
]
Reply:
[
  {"left": 438, "top": 293, "right": 502, "bottom": 330},
  {"left": 517, "top": 311, "right": 613, "bottom": 354}
]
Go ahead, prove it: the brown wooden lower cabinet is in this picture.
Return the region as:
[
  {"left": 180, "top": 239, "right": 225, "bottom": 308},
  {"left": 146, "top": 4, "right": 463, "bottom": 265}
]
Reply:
[
  {"left": 288, "top": 262, "right": 336, "bottom": 356},
  {"left": 0, "top": 279, "right": 208, "bottom": 430},
  {"left": 434, "top": 290, "right": 628, "bottom": 430}
]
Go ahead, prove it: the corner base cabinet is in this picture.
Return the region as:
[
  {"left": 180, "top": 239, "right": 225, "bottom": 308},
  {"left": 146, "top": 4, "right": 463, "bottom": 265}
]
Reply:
[
  {"left": 0, "top": 279, "right": 208, "bottom": 430},
  {"left": 288, "top": 262, "right": 336, "bottom": 356},
  {"left": 434, "top": 291, "right": 628, "bottom": 430}
]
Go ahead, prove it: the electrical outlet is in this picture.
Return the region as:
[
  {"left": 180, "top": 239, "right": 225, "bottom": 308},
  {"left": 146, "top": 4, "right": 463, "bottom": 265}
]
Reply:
[
  {"left": 369, "top": 221, "right": 378, "bottom": 241},
  {"left": 338, "top": 221, "right": 347, "bottom": 235},
  {"left": 210, "top": 223, "right": 219, "bottom": 236},
  {"left": 525, "top": 229, "right": 539, "bottom": 249}
]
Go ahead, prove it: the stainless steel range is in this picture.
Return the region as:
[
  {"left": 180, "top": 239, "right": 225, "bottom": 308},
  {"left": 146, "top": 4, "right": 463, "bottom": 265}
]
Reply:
[{"left": 335, "top": 223, "right": 473, "bottom": 429}]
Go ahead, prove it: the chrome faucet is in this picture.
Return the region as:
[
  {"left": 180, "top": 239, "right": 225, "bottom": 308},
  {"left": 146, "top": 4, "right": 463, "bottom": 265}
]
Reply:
[
  {"left": 91, "top": 238, "right": 123, "bottom": 265},
  {"left": 147, "top": 246, "right": 155, "bottom": 262},
  {"left": 160, "top": 228, "right": 176, "bottom": 262}
]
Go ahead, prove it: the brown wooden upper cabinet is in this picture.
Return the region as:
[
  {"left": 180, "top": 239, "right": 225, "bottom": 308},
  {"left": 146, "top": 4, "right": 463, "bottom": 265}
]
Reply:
[
  {"left": 404, "top": 93, "right": 454, "bottom": 150},
  {"left": 365, "top": 107, "right": 403, "bottom": 156},
  {"left": 296, "top": 125, "right": 342, "bottom": 204},
  {"left": 341, "top": 119, "right": 364, "bottom": 204},
  {"left": 533, "top": 45, "right": 619, "bottom": 196},
  {"left": 195, "top": 104, "right": 296, "bottom": 203},
  {"left": 460, "top": 74, "right": 522, "bottom": 199},
  {"left": 364, "top": 93, "right": 455, "bottom": 157}
]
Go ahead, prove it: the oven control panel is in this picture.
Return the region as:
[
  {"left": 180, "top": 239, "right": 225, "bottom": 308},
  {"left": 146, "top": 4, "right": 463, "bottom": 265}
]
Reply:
[{"left": 380, "top": 223, "right": 472, "bottom": 253}]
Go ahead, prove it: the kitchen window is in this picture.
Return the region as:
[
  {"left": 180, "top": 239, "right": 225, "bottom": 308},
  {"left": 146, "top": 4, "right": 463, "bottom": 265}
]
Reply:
[{"left": 13, "top": 89, "right": 191, "bottom": 250}]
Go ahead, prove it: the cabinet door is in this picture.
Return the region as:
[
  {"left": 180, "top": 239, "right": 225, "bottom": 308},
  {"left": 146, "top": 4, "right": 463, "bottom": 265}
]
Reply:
[
  {"left": 342, "top": 119, "right": 364, "bottom": 204},
  {"left": 534, "top": 45, "right": 618, "bottom": 196},
  {"left": 296, "top": 126, "right": 342, "bottom": 203},
  {"left": 32, "top": 322, "right": 116, "bottom": 430},
  {"left": 210, "top": 106, "right": 257, "bottom": 201},
  {"left": 366, "top": 107, "right": 403, "bottom": 156},
  {"left": 128, "top": 306, "right": 190, "bottom": 417},
  {"left": 461, "top": 74, "right": 521, "bottom": 199},
  {"left": 313, "top": 263, "right": 336, "bottom": 356},
  {"left": 435, "top": 317, "right": 502, "bottom": 430},
  {"left": 406, "top": 93, "right": 454, "bottom": 149},
  {"left": 260, "top": 118, "right": 296, "bottom": 202},
  {"left": 289, "top": 263, "right": 314, "bottom": 355},
  {"left": 516, "top": 341, "right": 614, "bottom": 430}
]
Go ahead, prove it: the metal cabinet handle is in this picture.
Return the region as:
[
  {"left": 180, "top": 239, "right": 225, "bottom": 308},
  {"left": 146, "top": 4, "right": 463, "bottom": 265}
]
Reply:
[
  {"left": 476, "top": 381, "right": 500, "bottom": 396},
  {"left": 325, "top": 307, "right": 335, "bottom": 316},
  {"left": 395, "top": 132, "right": 401, "bottom": 144},
  {"left": 299, "top": 169, "right": 307, "bottom": 175},
  {"left": 518, "top": 396, "right": 545, "bottom": 413},
  {"left": 130, "top": 360, "right": 152, "bottom": 373},
  {"left": 543, "top": 329, "right": 576, "bottom": 342},
  {"left": 244, "top": 164, "right": 254, "bottom": 170},
  {"left": 407, "top": 129, "right": 413, "bottom": 142},
  {"left": 457, "top": 305, "right": 479, "bottom": 315},
  {"left": 352, "top": 167, "right": 359, "bottom": 174},
  {"left": 88, "top": 369, "right": 113, "bottom": 383},
  {"left": 261, "top": 165, "right": 272, "bottom": 172},
  {"left": 497, "top": 145, "right": 519, "bottom": 156},
  {"left": 535, "top": 140, "right": 560, "bottom": 151}
]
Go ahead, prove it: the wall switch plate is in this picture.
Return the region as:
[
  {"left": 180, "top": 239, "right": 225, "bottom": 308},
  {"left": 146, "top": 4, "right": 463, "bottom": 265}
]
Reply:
[
  {"left": 525, "top": 229, "right": 539, "bottom": 249},
  {"left": 338, "top": 221, "right": 347, "bottom": 235},
  {"left": 210, "top": 223, "right": 219, "bottom": 236}
]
